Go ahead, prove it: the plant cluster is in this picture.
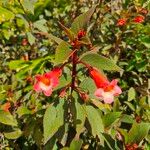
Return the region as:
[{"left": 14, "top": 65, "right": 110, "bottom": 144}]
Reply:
[{"left": 0, "top": 0, "right": 149, "bottom": 150}]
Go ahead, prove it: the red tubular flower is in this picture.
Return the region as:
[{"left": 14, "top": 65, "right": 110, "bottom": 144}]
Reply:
[
  {"left": 89, "top": 68, "right": 122, "bottom": 104},
  {"left": 89, "top": 68, "right": 109, "bottom": 88},
  {"left": 117, "top": 18, "right": 127, "bottom": 26},
  {"left": 33, "top": 68, "right": 62, "bottom": 96},
  {"left": 133, "top": 16, "right": 145, "bottom": 23}
]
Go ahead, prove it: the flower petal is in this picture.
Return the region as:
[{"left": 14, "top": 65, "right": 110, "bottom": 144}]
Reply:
[
  {"left": 95, "top": 89, "right": 114, "bottom": 104},
  {"left": 102, "top": 92, "right": 114, "bottom": 104},
  {"left": 94, "top": 88, "right": 104, "bottom": 97},
  {"left": 43, "top": 89, "right": 52, "bottom": 96},
  {"left": 51, "top": 77, "right": 59, "bottom": 88},
  {"left": 113, "top": 85, "right": 122, "bottom": 96},
  {"left": 35, "top": 74, "right": 42, "bottom": 81},
  {"left": 33, "top": 83, "right": 41, "bottom": 92}
]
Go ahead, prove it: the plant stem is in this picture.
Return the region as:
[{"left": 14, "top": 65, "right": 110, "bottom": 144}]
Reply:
[{"left": 71, "top": 50, "right": 77, "bottom": 93}]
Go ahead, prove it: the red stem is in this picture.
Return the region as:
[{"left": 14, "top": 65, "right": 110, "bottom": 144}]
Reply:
[{"left": 71, "top": 50, "right": 77, "bottom": 93}]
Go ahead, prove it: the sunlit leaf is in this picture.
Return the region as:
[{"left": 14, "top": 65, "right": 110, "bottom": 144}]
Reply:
[
  {"left": 44, "top": 100, "right": 64, "bottom": 144},
  {"left": 80, "top": 52, "right": 122, "bottom": 71},
  {"left": 102, "top": 112, "right": 122, "bottom": 128},
  {"left": 21, "top": 0, "right": 35, "bottom": 14},
  {"left": 127, "top": 122, "right": 150, "bottom": 144},
  {"left": 71, "top": 5, "right": 97, "bottom": 34},
  {"left": 128, "top": 87, "right": 136, "bottom": 101},
  {"left": 0, "top": 6, "right": 15, "bottom": 23},
  {"left": 4, "top": 129, "right": 22, "bottom": 139},
  {"left": 17, "top": 106, "right": 32, "bottom": 117},
  {"left": 27, "top": 32, "right": 36, "bottom": 45},
  {"left": 54, "top": 41, "right": 71, "bottom": 65},
  {"left": 69, "top": 139, "right": 83, "bottom": 150},
  {"left": 0, "top": 110, "right": 18, "bottom": 126},
  {"left": 33, "top": 19, "right": 48, "bottom": 32},
  {"left": 86, "top": 105, "right": 104, "bottom": 138}
]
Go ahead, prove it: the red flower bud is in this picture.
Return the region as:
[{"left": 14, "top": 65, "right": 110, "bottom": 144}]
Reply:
[
  {"left": 59, "top": 89, "right": 67, "bottom": 98},
  {"left": 77, "top": 29, "right": 86, "bottom": 39}
]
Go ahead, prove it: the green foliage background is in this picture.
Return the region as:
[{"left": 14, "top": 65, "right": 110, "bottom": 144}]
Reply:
[{"left": 0, "top": 0, "right": 149, "bottom": 149}]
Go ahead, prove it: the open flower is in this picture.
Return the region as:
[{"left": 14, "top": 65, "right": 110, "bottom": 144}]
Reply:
[
  {"left": 117, "top": 18, "right": 127, "bottom": 26},
  {"left": 33, "top": 68, "right": 62, "bottom": 96},
  {"left": 89, "top": 68, "right": 122, "bottom": 104},
  {"left": 133, "top": 16, "right": 145, "bottom": 23}
]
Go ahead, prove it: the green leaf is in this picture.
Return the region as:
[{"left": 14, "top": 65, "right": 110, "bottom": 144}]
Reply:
[
  {"left": 27, "top": 32, "right": 36, "bottom": 45},
  {"left": 86, "top": 105, "right": 104, "bottom": 138},
  {"left": 117, "top": 128, "right": 128, "bottom": 143},
  {"left": 33, "top": 19, "right": 48, "bottom": 32},
  {"left": 75, "top": 100, "right": 86, "bottom": 133},
  {"left": 79, "top": 36, "right": 91, "bottom": 45},
  {"left": 124, "top": 101, "right": 135, "bottom": 111},
  {"left": 91, "top": 99, "right": 111, "bottom": 111},
  {"left": 4, "top": 129, "right": 22, "bottom": 139},
  {"left": 8, "top": 60, "right": 30, "bottom": 71},
  {"left": 102, "top": 112, "right": 122, "bottom": 128},
  {"left": 54, "top": 41, "right": 71, "bottom": 65},
  {"left": 70, "top": 5, "right": 97, "bottom": 34},
  {"left": 55, "top": 74, "right": 71, "bottom": 90},
  {"left": 127, "top": 122, "right": 150, "bottom": 144},
  {"left": 69, "top": 139, "right": 83, "bottom": 150},
  {"left": 80, "top": 78, "right": 96, "bottom": 94},
  {"left": 33, "top": 125, "right": 43, "bottom": 146},
  {"left": 0, "top": 110, "right": 18, "bottom": 126},
  {"left": 2, "top": 29, "right": 13, "bottom": 40},
  {"left": 44, "top": 100, "right": 64, "bottom": 144},
  {"left": 0, "top": 6, "right": 15, "bottom": 23},
  {"left": 17, "top": 106, "right": 31, "bottom": 117},
  {"left": 140, "top": 36, "right": 150, "bottom": 48},
  {"left": 120, "top": 114, "right": 134, "bottom": 124},
  {"left": 16, "top": 14, "right": 29, "bottom": 28},
  {"left": 21, "top": 0, "right": 35, "bottom": 14},
  {"left": 80, "top": 52, "right": 122, "bottom": 71},
  {"left": 44, "top": 136, "right": 58, "bottom": 150},
  {"left": 59, "top": 22, "right": 75, "bottom": 41},
  {"left": 34, "top": 31, "right": 63, "bottom": 44},
  {"left": 45, "top": 33, "right": 64, "bottom": 44},
  {"left": 128, "top": 87, "right": 136, "bottom": 101},
  {"left": 61, "top": 148, "right": 69, "bottom": 150}
]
